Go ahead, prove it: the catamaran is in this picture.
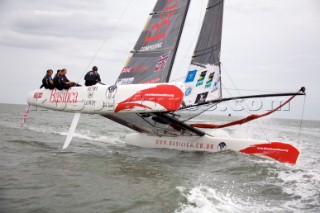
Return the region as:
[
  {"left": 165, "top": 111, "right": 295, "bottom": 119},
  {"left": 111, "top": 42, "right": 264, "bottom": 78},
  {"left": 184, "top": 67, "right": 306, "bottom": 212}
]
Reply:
[{"left": 26, "top": 0, "right": 305, "bottom": 164}]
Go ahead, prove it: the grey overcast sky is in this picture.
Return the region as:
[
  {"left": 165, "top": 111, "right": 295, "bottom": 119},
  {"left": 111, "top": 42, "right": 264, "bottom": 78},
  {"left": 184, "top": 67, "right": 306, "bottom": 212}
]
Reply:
[{"left": 0, "top": 0, "right": 319, "bottom": 120}]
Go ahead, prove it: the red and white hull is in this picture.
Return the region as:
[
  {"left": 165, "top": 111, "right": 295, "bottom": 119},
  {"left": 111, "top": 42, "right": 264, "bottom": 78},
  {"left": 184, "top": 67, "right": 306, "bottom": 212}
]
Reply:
[
  {"left": 27, "top": 83, "right": 185, "bottom": 114},
  {"left": 124, "top": 133, "right": 300, "bottom": 164}
]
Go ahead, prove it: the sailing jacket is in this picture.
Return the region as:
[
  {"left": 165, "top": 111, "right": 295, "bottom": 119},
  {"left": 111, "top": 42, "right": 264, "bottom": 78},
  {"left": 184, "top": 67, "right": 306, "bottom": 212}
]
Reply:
[
  {"left": 84, "top": 71, "right": 101, "bottom": 86},
  {"left": 41, "top": 74, "right": 54, "bottom": 89}
]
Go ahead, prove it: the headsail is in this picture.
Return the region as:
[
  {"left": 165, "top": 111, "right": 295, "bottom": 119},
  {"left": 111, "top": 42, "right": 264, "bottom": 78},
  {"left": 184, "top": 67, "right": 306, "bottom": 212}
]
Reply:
[
  {"left": 183, "top": 0, "right": 224, "bottom": 106},
  {"left": 116, "top": 0, "right": 191, "bottom": 85}
]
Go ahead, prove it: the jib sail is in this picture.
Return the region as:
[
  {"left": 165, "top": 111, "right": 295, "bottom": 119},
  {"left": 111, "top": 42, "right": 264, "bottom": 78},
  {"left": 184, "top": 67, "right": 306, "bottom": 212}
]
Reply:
[
  {"left": 116, "top": 0, "right": 191, "bottom": 85},
  {"left": 183, "top": 0, "right": 224, "bottom": 106}
]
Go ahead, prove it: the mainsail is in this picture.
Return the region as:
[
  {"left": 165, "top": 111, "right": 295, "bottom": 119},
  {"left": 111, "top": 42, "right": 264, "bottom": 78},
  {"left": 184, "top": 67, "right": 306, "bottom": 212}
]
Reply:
[
  {"left": 104, "top": 0, "right": 204, "bottom": 136},
  {"left": 116, "top": 0, "right": 191, "bottom": 85}
]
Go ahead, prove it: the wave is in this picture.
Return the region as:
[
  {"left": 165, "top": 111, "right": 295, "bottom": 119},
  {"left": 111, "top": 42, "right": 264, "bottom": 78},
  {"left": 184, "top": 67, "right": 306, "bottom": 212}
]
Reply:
[
  {"left": 26, "top": 125, "right": 125, "bottom": 147},
  {"left": 175, "top": 185, "right": 287, "bottom": 213}
]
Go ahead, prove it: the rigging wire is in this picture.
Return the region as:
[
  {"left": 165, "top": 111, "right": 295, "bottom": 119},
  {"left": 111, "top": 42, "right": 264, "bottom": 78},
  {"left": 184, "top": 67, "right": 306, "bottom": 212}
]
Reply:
[
  {"left": 297, "top": 95, "right": 306, "bottom": 146},
  {"left": 76, "top": 0, "right": 134, "bottom": 84},
  {"left": 221, "top": 62, "right": 271, "bottom": 141},
  {"left": 180, "top": 102, "right": 220, "bottom": 122}
]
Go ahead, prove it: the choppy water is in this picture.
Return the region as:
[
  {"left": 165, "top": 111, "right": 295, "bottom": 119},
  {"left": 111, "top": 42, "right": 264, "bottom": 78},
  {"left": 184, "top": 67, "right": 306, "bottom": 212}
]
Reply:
[{"left": 0, "top": 103, "right": 319, "bottom": 212}]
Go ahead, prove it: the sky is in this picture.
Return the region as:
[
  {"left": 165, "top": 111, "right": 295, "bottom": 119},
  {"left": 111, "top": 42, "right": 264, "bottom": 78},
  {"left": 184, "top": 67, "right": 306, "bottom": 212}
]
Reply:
[{"left": 0, "top": 0, "right": 319, "bottom": 120}]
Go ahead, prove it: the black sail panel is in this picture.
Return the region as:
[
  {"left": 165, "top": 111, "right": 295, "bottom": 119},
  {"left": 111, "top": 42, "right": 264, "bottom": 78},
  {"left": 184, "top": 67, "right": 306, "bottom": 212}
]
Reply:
[
  {"left": 192, "top": 0, "right": 224, "bottom": 65},
  {"left": 116, "top": 0, "right": 191, "bottom": 84}
]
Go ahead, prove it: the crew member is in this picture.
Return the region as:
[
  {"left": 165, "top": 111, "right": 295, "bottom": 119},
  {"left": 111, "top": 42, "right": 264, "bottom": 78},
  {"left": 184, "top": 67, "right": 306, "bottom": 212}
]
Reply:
[
  {"left": 84, "top": 66, "right": 101, "bottom": 86},
  {"left": 53, "top": 69, "right": 62, "bottom": 90},
  {"left": 40, "top": 69, "right": 54, "bottom": 89},
  {"left": 59, "top": 68, "right": 77, "bottom": 90}
]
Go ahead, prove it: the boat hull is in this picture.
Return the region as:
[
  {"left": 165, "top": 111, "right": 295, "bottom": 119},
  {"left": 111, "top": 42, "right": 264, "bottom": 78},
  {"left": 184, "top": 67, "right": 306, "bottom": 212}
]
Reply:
[
  {"left": 27, "top": 83, "right": 184, "bottom": 114},
  {"left": 124, "top": 133, "right": 300, "bottom": 164}
]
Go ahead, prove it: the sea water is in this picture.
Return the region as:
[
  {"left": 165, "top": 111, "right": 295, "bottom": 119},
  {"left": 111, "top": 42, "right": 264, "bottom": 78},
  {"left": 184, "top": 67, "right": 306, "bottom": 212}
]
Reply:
[{"left": 0, "top": 104, "right": 319, "bottom": 212}]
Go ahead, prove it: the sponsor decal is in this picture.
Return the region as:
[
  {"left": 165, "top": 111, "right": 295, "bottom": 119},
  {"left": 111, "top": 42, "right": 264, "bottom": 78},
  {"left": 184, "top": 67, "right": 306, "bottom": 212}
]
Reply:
[
  {"left": 240, "top": 142, "right": 300, "bottom": 164},
  {"left": 83, "top": 100, "right": 96, "bottom": 106},
  {"left": 88, "top": 91, "right": 94, "bottom": 99},
  {"left": 140, "top": 77, "right": 161, "bottom": 84},
  {"left": 218, "top": 142, "right": 227, "bottom": 151},
  {"left": 103, "top": 102, "right": 114, "bottom": 109},
  {"left": 122, "top": 65, "right": 148, "bottom": 73},
  {"left": 144, "top": 0, "right": 178, "bottom": 43},
  {"left": 185, "top": 87, "right": 192, "bottom": 96},
  {"left": 141, "top": 42, "right": 163, "bottom": 51},
  {"left": 196, "top": 70, "right": 207, "bottom": 87},
  {"left": 33, "top": 92, "right": 43, "bottom": 99},
  {"left": 211, "top": 81, "right": 219, "bottom": 93},
  {"left": 154, "top": 52, "right": 170, "bottom": 72},
  {"left": 155, "top": 139, "right": 214, "bottom": 150},
  {"left": 104, "top": 85, "right": 117, "bottom": 109},
  {"left": 205, "top": 72, "right": 215, "bottom": 88},
  {"left": 116, "top": 77, "right": 134, "bottom": 85},
  {"left": 87, "top": 86, "right": 98, "bottom": 99},
  {"left": 195, "top": 92, "right": 208, "bottom": 104},
  {"left": 50, "top": 89, "right": 78, "bottom": 103},
  {"left": 115, "top": 84, "right": 183, "bottom": 112},
  {"left": 87, "top": 86, "right": 98, "bottom": 91},
  {"left": 122, "top": 67, "right": 131, "bottom": 73},
  {"left": 106, "top": 85, "right": 117, "bottom": 99},
  {"left": 185, "top": 70, "right": 197, "bottom": 83}
]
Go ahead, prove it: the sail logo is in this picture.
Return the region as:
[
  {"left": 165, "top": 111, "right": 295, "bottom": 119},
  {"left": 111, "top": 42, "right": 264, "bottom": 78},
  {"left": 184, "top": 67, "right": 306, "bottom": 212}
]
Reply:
[
  {"left": 154, "top": 52, "right": 170, "bottom": 72},
  {"left": 141, "top": 77, "right": 161, "bottom": 84},
  {"left": 122, "top": 66, "right": 148, "bottom": 73},
  {"left": 196, "top": 70, "right": 207, "bottom": 87},
  {"left": 141, "top": 42, "right": 162, "bottom": 51},
  {"left": 185, "top": 70, "right": 197, "bottom": 83},
  {"left": 211, "top": 81, "right": 219, "bottom": 93},
  {"left": 195, "top": 92, "right": 208, "bottom": 104},
  {"left": 205, "top": 72, "right": 215, "bottom": 88},
  {"left": 144, "top": 0, "right": 178, "bottom": 43},
  {"left": 185, "top": 87, "right": 192, "bottom": 96},
  {"left": 116, "top": 77, "right": 134, "bottom": 85}
]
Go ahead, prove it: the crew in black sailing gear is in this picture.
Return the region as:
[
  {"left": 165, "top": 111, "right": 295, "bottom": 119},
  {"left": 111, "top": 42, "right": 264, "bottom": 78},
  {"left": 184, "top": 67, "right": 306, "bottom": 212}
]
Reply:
[
  {"left": 54, "top": 69, "right": 61, "bottom": 79},
  {"left": 84, "top": 66, "right": 101, "bottom": 86},
  {"left": 40, "top": 69, "right": 54, "bottom": 89},
  {"left": 59, "top": 68, "right": 78, "bottom": 90},
  {"left": 53, "top": 69, "right": 63, "bottom": 90}
]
